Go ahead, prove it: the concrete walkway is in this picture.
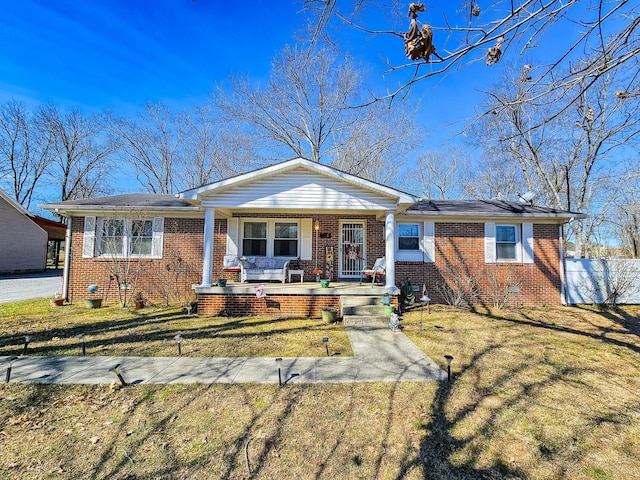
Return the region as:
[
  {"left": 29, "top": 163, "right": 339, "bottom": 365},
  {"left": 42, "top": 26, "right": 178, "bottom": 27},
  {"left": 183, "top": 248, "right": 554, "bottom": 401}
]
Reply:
[{"left": 1, "top": 324, "right": 445, "bottom": 385}]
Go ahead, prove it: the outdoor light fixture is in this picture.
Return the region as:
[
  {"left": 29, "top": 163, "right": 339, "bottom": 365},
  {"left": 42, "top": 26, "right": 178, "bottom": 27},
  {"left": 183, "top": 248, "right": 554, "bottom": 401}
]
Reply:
[
  {"left": 444, "top": 354, "right": 454, "bottom": 382},
  {"left": 5, "top": 356, "right": 18, "bottom": 383},
  {"left": 174, "top": 335, "right": 182, "bottom": 356},
  {"left": 77, "top": 334, "right": 86, "bottom": 356},
  {"left": 276, "top": 357, "right": 283, "bottom": 387},
  {"left": 322, "top": 337, "right": 329, "bottom": 356},
  {"left": 109, "top": 363, "right": 127, "bottom": 386},
  {"left": 22, "top": 335, "right": 31, "bottom": 356}
]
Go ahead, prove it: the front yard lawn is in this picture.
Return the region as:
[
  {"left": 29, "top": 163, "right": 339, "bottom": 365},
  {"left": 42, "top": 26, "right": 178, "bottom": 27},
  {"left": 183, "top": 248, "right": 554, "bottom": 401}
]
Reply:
[{"left": 0, "top": 300, "right": 638, "bottom": 479}]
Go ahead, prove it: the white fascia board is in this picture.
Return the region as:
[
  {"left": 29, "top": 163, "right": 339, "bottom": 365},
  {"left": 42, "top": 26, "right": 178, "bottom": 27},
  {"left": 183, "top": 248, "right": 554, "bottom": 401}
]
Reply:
[
  {"left": 39, "top": 205, "right": 203, "bottom": 218},
  {"left": 400, "top": 211, "right": 579, "bottom": 223}
]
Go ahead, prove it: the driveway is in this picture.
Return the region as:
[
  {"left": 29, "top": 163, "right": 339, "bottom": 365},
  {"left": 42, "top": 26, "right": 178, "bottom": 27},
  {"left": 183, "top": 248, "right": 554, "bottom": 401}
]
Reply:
[{"left": 0, "top": 270, "right": 63, "bottom": 304}]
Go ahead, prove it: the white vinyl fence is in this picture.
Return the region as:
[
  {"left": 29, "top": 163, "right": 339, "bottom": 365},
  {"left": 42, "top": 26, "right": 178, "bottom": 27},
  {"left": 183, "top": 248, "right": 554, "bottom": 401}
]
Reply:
[{"left": 565, "top": 258, "right": 640, "bottom": 304}]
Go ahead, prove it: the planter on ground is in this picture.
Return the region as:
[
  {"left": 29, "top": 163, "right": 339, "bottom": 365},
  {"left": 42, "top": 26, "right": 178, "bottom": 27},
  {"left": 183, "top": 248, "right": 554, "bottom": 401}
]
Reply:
[
  {"left": 85, "top": 298, "right": 102, "bottom": 309},
  {"left": 322, "top": 308, "right": 338, "bottom": 323}
]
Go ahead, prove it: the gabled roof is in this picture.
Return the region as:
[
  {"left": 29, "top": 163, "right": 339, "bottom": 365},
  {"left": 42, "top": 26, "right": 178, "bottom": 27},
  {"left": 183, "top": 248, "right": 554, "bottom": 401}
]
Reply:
[
  {"left": 178, "top": 157, "right": 417, "bottom": 205},
  {"left": 405, "top": 199, "right": 584, "bottom": 220}
]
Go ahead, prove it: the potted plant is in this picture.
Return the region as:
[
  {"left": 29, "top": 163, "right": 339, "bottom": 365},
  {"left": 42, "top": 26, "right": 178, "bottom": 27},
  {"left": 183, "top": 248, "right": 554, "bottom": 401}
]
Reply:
[
  {"left": 133, "top": 291, "right": 145, "bottom": 309},
  {"left": 85, "top": 284, "right": 102, "bottom": 309},
  {"left": 50, "top": 291, "right": 64, "bottom": 307},
  {"left": 321, "top": 307, "right": 338, "bottom": 323},
  {"left": 313, "top": 268, "right": 323, "bottom": 282}
]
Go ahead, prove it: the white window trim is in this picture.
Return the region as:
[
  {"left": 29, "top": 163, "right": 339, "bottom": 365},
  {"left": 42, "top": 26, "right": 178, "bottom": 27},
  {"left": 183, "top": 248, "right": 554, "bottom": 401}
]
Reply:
[
  {"left": 496, "top": 224, "right": 521, "bottom": 262},
  {"left": 89, "top": 216, "right": 163, "bottom": 259},
  {"left": 485, "top": 222, "right": 534, "bottom": 264},
  {"left": 396, "top": 222, "right": 423, "bottom": 262},
  {"left": 239, "top": 218, "right": 301, "bottom": 258}
]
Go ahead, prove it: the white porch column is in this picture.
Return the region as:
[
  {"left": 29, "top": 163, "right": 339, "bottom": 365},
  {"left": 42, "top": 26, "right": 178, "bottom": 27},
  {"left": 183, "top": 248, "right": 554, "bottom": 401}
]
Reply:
[
  {"left": 384, "top": 210, "right": 396, "bottom": 289},
  {"left": 202, "top": 207, "right": 215, "bottom": 286}
]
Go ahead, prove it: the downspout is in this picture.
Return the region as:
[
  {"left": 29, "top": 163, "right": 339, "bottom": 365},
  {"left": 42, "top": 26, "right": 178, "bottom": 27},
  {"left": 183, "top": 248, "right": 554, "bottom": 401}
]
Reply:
[
  {"left": 62, "top": 215, "right": 72, "bottom": 301},
  {"left": 559, "top": 223, "right": 567, "bottom": 306}
]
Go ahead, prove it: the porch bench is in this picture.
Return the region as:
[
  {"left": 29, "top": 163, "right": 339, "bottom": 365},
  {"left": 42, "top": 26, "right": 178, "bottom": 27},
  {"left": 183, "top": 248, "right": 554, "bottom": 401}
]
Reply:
[{"left": 240, "top": 257, "right": 290, "bottom": 283}]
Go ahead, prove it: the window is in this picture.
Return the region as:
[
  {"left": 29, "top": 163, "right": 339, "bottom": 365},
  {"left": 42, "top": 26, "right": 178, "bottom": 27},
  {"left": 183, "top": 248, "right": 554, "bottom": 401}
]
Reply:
[
  {"left": 274, "top": 222, "right": 298, "bottom": 256},
  {"left": 100, "top": 219, "right": 125, "bottom": 255},
  {"left": 398, "top": 224, "right": 420, "bottom": 250},
  {"left": 130, "top": 220, "right": 153, "bottom": 255},
  {"left": 496, "top": 225, "right": 519, "bottom": 261},
  {"left": 94, "top": 217, "right": 161, "bottom": 258},
  {"left": 242, "top": 221, "right": 267, "bottom": 256},
  {"left": 240, "top": 219, "right": 299, "bottom": 257}
]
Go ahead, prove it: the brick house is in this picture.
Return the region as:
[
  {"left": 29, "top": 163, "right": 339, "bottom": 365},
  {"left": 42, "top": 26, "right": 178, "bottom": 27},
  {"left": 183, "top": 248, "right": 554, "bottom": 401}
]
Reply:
[{"left": 42, "top": 158, "right": 582, "bottom": 315}]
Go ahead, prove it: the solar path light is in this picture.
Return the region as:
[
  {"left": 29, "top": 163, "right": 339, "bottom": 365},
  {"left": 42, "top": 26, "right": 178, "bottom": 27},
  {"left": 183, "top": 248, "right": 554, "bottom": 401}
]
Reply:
[
  {"left": 174, "top": 335, "right": 182, "bottom": 356},
  {"left": 22, "top": 335, "right": 31, "bottom": 356},
  {"left": 276, "top": 357, "right": 283, "bottom": 387},
  {"left": 77, "top": 334, "right": 86, "bottom": 356},
  {"left": 323, "top": 337, "right": 329, "bottom": 356},
  {"left": 5, "top": 356, "right": 18, "bottom": 383},
  {"left": 109, "top": 363, "right": 127, "bottom": 386},
  {"left": 444, "top": 354, "right": 454, "bottom": 382}
]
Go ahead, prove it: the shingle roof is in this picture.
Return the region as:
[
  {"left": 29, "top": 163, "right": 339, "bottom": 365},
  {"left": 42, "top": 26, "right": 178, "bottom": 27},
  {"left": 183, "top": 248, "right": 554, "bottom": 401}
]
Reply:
[
  {"left": 42, "top": 193, "right": 199, "bottom": 211},
  {"left": 405, "top": 199, "right": 583, "bottom": 219}
]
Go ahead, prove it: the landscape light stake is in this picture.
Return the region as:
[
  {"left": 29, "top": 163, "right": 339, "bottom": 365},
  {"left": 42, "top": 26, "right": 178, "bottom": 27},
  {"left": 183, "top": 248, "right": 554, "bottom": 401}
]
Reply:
[
  {"left": 5, "top": 356, "right": 18, "bottom": 383},
  {"left": 276, "top": 357, "right": 283, "bottom": 387},
  {"left": 174, "top": 335, "right": 182, "bottom": 356},
  {"left": 22, "top": 335, "right": 31, "bottom": 356},
  {"left": 323, "top": 337, "right": 329, "bottom": 356},
  {"left": 109, "top": 364, "right": 127, "bottom": 386},
  {"left": 78, "top": 334, "right": 86, "bottom": 356},
  {"left": 444, "top": 354, "right": 454, "bottom": 382}
]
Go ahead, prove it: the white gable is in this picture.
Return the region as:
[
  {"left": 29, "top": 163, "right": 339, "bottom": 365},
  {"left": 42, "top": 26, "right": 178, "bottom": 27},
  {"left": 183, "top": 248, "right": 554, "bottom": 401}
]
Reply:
[
  {"left": 179, "top": 159, "right": 415, "bottom": 212},
  {"left": 201, "top": 169, "right": 398, "bottom": 210}
]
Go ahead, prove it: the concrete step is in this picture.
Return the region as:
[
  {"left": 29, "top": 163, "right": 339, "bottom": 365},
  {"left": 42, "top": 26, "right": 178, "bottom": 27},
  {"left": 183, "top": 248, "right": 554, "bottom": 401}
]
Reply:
[
  {"left": 342, "top": 304, "right": 385, "bottom": 316},
  {"left": 342, "top": 315, "right": 390, "bottom": 327},
  {"left": 341, "top": 295, "right": 388, "bottom": 307}
]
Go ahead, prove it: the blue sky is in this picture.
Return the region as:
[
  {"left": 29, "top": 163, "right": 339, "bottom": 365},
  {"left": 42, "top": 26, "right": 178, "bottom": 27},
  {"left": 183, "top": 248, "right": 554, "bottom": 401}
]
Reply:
[
  {"left": 0, "top": 1, "right": 615, "bottom": 155},
  {"left": 0, "top": 0, "right": 504, "bottom": 148},
  {"left": 0, "top": 1, "right": 302, "bottom": 114}
]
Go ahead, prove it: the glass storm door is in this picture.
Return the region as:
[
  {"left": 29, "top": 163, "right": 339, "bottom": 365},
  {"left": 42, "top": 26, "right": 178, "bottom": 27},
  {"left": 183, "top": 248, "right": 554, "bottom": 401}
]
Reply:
[{"left": 339, "top": 221, "right": 365, "bottom": 278}]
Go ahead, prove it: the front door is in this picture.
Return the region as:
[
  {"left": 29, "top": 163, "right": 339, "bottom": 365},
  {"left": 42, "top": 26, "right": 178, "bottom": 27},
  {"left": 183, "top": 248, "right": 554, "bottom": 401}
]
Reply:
[{"left": 339, "top": 221, "right": 365, "bottom": 278}]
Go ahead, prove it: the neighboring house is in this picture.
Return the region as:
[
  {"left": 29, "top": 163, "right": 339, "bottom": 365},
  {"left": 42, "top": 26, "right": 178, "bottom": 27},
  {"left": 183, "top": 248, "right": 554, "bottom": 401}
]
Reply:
[
  {"left": 0, "top": 189, "right": 49, "bottom": 274},
  {"left": 42, "top": 158, "right": 583, "bottom": 315}
]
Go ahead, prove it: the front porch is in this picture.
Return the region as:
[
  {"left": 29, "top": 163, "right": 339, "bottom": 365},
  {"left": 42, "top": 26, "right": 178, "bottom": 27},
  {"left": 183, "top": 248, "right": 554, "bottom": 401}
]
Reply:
[{"left": 194, "top": 281, "right": 395, "bottom": 318}]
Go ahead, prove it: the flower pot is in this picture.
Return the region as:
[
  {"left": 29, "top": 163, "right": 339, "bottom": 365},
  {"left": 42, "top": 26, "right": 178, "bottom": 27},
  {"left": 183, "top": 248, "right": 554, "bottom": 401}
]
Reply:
[
  {"left": 85, "top": 298, "right": 102, "bottom": 309},
  {"left": 50, "top": 298, "right": 64, "bottom": 307},
  {"left": 134, "top": 300, "right": 144, "bottom": 309},
  {"left": 320, "top": 280, "right": 330, "bottom": 288},
  {"left": 383, "top": 305, "right": 394, "bottom": 316},
  {"left": 322, "top": 309, "right": 338, "bottom": 323},
  {"left": 216, "top": 279, "right": 227, "bottom": 287}
]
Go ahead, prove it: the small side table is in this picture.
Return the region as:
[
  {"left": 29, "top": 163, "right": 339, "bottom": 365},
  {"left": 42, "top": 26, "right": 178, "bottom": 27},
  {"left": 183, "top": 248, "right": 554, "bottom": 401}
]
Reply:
[{"left": 288, "top": 269, "right": 304, "bottom": 283}]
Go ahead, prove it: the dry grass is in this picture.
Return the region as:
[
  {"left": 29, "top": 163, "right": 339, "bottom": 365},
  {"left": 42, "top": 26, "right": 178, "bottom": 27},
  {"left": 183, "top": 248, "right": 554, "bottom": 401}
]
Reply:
[
  {"left": 0, "top": 299, "right": 352, "bottom": 358},
  {"left": 0, "top": 300, "right": 639, "bottom": 479}
]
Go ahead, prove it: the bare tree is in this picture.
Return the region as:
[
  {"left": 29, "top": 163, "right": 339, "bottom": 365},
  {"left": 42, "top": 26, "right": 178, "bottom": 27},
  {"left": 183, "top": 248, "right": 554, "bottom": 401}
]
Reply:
[
  {"left": 303, "top": 1, "right": 640, "bottom": 107},
  {"left": 104, "top": 102, "right": 184, "bottom": 194},
  {"left": 178, "top": 103, "right": 256, "bottom": 188},
  {"left": 214, "top": 45, "right": 418, "bottom": 181},
  {"left": 0, "top": 100, "right": 52, "bottom": 208},
  {"left": 404, "top": 146, "right": 472, "bottom": 199},
  {"left": 40, "top": 105, "right": 115, "bottom": 201},
  {"left": 474, "top": 65, "right": 640, "bottom": 256}
]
